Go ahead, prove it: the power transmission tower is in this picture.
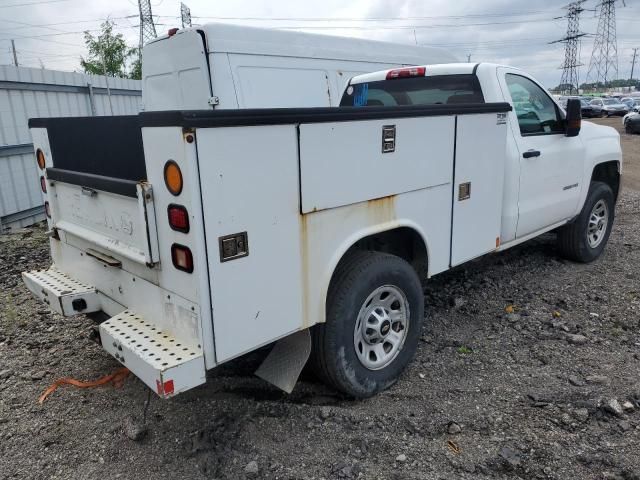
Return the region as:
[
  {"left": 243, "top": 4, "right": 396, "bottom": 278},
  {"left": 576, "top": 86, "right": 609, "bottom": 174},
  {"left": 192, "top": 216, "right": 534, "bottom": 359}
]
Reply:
[
  {"left": 631, "top": 48, "right": 638, "bottom": 81},
  {"left": 181, "top": 3, "right": 192, "bottom": 28},
  {"left": 138, "top": 0, "right": 157, "bottom": 60},
  {"left": 585, "top": 0, "right": 621, "bottom": 91},
  {"left": 551, "top": 1, "right": 586, "bottom": 94}
]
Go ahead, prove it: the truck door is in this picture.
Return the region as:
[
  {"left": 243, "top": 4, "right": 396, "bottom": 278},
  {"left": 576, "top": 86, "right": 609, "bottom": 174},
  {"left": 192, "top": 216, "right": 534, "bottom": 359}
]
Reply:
[{"left": 497, "top": 68, "right": 584, "bottom": 238}]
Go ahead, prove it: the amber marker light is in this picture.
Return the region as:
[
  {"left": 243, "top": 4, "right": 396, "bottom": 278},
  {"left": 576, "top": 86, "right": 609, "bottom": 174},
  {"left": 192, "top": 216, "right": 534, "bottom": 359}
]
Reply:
[
  {"left": 164, "top": 160, "right": 183, "bottom": 196},
  {"left": 36, "top": 149, "right": 46, "bottom": 170}
]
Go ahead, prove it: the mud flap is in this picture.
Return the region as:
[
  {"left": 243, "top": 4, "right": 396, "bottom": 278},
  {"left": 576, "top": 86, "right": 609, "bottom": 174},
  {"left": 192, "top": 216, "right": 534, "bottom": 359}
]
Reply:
[{"left": 255, "top": 329, "right": 311, "bottom": 393}]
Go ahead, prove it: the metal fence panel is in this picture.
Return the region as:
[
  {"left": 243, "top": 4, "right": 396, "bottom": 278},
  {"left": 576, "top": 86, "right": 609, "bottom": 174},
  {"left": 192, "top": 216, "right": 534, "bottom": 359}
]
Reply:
[{"left": 0, "top": 65, "right": 142, "bottom": 233}]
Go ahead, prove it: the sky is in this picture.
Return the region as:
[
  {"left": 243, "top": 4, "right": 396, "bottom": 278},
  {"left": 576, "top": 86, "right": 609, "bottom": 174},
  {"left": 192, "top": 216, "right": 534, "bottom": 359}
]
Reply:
[{"left": 0, "top": 0, "right": 639, "bottom": 88}]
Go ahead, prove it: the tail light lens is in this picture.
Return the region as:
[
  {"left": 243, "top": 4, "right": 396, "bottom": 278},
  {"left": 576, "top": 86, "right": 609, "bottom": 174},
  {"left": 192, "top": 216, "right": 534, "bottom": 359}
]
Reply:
[
  {"left": 164, "top": 160, "right": 183, "bottom": 196},
  {"left": 40, "top": 176, "right": 47, "bottom": 193},
  {"left": 386, "top": 67, "right": 426, "bottom": 80},
  {"left": 36, "top": 149, "right": 46, "bottom": 170},
  {"left": 168, "top": 204, "right": 190, "bottom": 233},
  {"left": 45, "top": 201, "right": 51, "bottom": 218},
  {"left": 171, "top": 244, "right": 193, "bottom": 273}
]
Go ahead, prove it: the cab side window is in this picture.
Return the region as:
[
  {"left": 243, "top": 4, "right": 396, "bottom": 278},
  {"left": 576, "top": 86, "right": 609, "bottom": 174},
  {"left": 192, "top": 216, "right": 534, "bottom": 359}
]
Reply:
[{"left": 505, "top": 74, "right": 564, "bottom": 135}]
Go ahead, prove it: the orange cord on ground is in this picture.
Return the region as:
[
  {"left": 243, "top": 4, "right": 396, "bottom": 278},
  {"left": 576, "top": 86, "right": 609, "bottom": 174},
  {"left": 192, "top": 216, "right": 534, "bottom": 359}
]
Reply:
[{"left": 38, "top": 367, "right": 130, "bottom": 404}]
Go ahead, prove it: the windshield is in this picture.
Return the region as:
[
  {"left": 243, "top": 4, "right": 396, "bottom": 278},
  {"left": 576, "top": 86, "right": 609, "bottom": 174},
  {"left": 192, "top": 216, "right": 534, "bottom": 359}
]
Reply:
[
  {"left": 603, "top": 99, "right": 619, "bottom": 105},
  {"left": 340, "top": 74, "right": 484, "bottom": 107}
]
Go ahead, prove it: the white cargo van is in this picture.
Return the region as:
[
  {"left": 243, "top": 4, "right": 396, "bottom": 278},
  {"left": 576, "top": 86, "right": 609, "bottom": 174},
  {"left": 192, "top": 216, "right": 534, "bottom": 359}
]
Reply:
[
  {"left": 23, "top": 31, "right": 622, "bottom": 400},
  {"left": 141, "top": 23, "right": 457, "bottom": 110}
]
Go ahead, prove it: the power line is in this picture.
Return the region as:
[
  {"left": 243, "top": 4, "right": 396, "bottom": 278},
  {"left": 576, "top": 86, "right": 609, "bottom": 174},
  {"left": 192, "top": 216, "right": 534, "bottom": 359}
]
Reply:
[
  {"left": 0, "top": 15, "right": 137, "bottom": 33},
  {"left": 184, "top": 11, "right": 549, "bottom": 22},
  {"left": 0, "top": 25, "right": 135, "bottom": 41},
  {"left": 631, "top": 47, "right": 638, "bottom": 80},
  {"left": 271, "top": 17, "right": 558, "bottom": 31},
  {"left": 0, "top": 0, "right": 72, "bottom": 8}
]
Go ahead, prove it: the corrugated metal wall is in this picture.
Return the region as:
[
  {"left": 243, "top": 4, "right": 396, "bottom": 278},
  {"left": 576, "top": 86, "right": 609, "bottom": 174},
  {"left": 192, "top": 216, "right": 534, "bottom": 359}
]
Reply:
[{"left": 0, "top": 65, "right": 142, "bottom": 233}]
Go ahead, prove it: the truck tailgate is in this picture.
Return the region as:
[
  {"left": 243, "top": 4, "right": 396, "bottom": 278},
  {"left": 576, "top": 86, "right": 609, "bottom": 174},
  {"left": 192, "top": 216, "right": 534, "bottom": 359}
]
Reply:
[
  {"left": 30, "top": 116, "right": 159, "bottom": 266},
  {"left": 52, "top": 180, "right": 159, "bottom": 265}
]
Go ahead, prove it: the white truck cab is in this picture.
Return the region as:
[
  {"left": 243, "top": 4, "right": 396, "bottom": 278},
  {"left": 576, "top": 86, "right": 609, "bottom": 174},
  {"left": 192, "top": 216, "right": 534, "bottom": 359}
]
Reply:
[{"left": 23, "top": 29, "right": 621, "bottom": 400}]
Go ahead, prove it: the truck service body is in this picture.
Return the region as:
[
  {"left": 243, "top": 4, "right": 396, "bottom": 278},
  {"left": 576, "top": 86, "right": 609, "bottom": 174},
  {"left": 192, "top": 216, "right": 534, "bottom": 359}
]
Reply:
[
  {"left": 23, "top": 26, "right": 621, "bottom": 399},
  {"left": 141, "top": 23, "right": 456, "bottom": 111}
]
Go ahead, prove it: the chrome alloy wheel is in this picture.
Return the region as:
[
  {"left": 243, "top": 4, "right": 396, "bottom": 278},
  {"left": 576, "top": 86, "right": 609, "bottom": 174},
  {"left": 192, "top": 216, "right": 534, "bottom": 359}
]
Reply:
[
  {"left": 587, "top": 199, "right": 609, "bottom": 248},
  {"left": 353, "top": 285, "right": 410, "bottom": 370}
]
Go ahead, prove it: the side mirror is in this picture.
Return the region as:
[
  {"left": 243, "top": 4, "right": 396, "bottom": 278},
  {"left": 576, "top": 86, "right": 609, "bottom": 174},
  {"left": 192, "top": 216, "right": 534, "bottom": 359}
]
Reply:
[{"left": 565, "top": 98, "right": 581, "bottom": 137}]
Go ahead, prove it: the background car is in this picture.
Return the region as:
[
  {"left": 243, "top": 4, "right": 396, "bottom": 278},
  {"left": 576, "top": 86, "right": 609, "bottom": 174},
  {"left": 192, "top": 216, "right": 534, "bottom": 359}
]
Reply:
[
  {"left": 621, "top": 97, "right": 635, "bottom": 108},
  {"left": 590, "top": 97, "right": 629, "bottom": 117},
  {"left": 623, "top": 110, "right": 640, "bottom": 130},
  {"left": 559, "top": 96, "right": 599, "bottom": 118},
  {"left": 625, "top": 112, "right": 640, "bottom": 134}
]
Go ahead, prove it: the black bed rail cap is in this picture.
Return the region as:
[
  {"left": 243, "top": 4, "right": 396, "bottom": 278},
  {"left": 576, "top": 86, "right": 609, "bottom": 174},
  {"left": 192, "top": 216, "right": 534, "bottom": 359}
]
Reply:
[
  {"left": 139, "top": 103, "right": 512, "bottom": 128},
  {"left": 47, "top": 168, "right": 140, "bottom": 198},
  {"left": 29, "top": 114, "right": 142, "bottom": 129}
]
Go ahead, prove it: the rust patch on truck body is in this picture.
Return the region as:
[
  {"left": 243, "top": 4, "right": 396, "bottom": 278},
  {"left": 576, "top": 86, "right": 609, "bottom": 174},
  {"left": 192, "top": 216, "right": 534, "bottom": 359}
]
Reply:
[
  {"left": 298, "top": 194, "right": 398, "bottom": 329},
  {"left": 366, "top": 195, "right": 397, "bottom": 226}
]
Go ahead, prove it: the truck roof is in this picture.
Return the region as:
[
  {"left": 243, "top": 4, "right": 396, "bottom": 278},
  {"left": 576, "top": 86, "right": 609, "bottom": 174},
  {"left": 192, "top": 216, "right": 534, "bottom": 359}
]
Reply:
[{"left": 150, "top": 22, "right": 458, "bottom": 65}]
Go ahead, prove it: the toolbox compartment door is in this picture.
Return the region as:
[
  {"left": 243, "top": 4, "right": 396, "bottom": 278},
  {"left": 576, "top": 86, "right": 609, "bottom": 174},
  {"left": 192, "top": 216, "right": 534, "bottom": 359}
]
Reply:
[{"left": 450, "top": 113, "right": 507, "bottom": 266}]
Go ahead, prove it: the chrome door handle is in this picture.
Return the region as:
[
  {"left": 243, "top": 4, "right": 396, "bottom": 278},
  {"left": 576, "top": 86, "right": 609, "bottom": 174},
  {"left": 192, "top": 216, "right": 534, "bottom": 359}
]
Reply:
[{"left": 523, "top": 149, "right": 541, "bottom": 159}]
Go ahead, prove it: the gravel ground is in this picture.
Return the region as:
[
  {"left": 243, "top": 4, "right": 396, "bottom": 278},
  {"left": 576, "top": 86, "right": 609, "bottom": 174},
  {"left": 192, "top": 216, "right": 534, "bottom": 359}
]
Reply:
[{"left": 1, "top": 119, "right": 639, "bottom": 480}]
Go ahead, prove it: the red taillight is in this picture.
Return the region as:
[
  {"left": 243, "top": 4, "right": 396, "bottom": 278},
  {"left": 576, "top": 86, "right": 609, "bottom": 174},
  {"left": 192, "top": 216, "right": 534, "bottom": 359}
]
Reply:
[
  {"left": 40, "top": 176, "right": 47, "bottom": 193},
  {"left": 386, "top": 66, "right": 426, "bottom": 80},
  {"left": 45, "top": 201, "right": 51, "bottom": 218},
  {"left": 171, "top": 244, "right": 193, "bottom": 273},
  {"left": 168, "top": 204, "right": 190, "bottom": 233}
]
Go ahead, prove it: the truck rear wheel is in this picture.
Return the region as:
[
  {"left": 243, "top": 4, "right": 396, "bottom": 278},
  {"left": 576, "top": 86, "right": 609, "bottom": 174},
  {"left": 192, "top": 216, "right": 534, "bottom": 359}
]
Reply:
[
  {"left": 557, "top": 181, "right": 614, "bottom": 263},
  {"left": 311, "top": 251, "right": 424, "bottom": 398}
]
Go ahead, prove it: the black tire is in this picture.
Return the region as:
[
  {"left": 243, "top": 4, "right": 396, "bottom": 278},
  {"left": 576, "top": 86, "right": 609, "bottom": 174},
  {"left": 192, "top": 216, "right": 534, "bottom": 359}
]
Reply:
[
  {"left": 310, "top": 251, "right": 424, "bottom": 398},
  {"left": 557, "top": 181, "right": 615, "bottom": 263}
]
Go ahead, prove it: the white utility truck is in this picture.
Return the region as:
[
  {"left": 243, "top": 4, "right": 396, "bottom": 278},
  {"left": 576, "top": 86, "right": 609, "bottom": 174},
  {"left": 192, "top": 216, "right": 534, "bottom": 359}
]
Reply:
[{"left": 23, "top": 28, "right": 621, "bottom": 399}]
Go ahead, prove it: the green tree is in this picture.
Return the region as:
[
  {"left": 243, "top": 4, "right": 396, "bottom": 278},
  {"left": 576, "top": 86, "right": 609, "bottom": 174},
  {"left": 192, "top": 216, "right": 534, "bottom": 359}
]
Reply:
[
  {"left": 129, "top": 53, "right": 142, "bottom": 81},
  {"left": 81, "top": 20, "right": 140, "bottom": 79}
]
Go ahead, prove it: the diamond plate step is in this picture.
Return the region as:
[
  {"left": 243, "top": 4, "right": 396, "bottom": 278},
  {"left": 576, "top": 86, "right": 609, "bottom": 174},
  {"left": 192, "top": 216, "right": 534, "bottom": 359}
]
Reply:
[
  {"left": 100, "top": 310, "right": 206, "bottom": 397},
  {"left": 22, "top": 267, "right": 100, "bottom": 316}
]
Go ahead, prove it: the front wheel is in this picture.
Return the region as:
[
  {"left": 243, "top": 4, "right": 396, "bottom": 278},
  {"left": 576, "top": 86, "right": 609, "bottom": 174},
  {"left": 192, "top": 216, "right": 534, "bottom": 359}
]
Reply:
[
  {"left": 557, "top": 181, "right": 615, "bottom": 263},
  {"left": 310, "top": 251, "right": 424, "bottom": 398}
]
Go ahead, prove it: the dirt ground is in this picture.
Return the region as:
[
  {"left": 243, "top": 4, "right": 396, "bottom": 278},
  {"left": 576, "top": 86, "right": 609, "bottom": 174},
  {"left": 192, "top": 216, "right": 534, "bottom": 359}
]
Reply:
[{"left": 1, "top": 118, "right": 639, "bottom": 480}]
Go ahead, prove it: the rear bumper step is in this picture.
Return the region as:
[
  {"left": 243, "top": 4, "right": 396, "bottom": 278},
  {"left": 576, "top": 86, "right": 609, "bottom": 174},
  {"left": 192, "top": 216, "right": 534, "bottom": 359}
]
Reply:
[
  {"left": 100, "top": 311, "right": 206, "bottom": 397},
  {"left": 22, "top": 268, "right": 100, "bottom": 316}
]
